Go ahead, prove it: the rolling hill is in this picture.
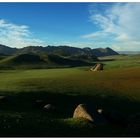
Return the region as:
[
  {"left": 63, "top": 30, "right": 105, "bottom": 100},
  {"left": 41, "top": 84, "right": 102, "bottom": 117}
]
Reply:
[
  {"left": 0, "top": 53, "right": 94, "bottom": 69},
  {"left": 0, "top": 53, "right": 45, "bottom": 64}
]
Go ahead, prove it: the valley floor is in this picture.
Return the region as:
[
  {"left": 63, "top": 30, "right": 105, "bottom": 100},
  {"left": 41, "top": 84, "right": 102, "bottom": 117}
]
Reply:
[{"left": 0, "top": 54, "right": 140, "bottom": 137}]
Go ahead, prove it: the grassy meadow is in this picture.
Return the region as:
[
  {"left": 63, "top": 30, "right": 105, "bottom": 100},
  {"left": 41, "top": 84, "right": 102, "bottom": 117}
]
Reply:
[{"left": 0, "top": 54, "right": 140, "bottom": 137}]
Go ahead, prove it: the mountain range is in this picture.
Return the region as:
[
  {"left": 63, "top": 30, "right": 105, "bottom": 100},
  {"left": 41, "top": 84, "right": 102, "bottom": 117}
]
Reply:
[
  {"left": 0, "top": 44, "right": 118, "bottom": 57},
  {"left": 0, "top": 44, "right": 119, "bottom": 69}
]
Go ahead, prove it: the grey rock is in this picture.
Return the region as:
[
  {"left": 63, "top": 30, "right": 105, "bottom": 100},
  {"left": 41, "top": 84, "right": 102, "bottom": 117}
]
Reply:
[
  {"left": 43, "top": 104, "right": 55, "bottom": 112},
  {"left": 0, "top": 96, "right": 7, "bottom": 102}
]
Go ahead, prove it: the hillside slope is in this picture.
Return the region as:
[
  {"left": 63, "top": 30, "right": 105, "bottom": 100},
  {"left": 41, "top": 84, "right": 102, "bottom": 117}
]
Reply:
[{"left": 0, "top": 53, "right": 94, "bottom": 69}]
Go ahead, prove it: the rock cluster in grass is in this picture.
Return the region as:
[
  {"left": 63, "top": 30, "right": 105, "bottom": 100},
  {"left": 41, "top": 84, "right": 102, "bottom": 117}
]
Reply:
[
  {"left": 32, "top": 99, "right": 140, "bottom": 129},
  {"left": 1, "top": 96, "right": 139, "bottom": 134},
  {"left": 35, "top": 100, "right": 126, "bottom": 126},
  {"left": 90, "top": 63, "right": 103, "bottom": 71}
]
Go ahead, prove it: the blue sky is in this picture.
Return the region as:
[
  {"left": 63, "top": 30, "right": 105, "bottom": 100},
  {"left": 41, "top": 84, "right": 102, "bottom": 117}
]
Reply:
[{"left": 0, "top": 2, "right": 140, "bottom": 51}]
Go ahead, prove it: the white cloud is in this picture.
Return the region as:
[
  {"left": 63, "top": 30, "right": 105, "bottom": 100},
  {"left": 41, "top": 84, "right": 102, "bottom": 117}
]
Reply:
[
  {"left": 83, "top": 3, "right": 140, "bottom": 51},
  {"left": 0, "top": 19, "right": 47, "bottom": 48},
  {"left": 112, "top": 41, "right": 140, "bottom": 51},
  {"left": 82, "top": 31, "right": 109, "bottom": 39}
]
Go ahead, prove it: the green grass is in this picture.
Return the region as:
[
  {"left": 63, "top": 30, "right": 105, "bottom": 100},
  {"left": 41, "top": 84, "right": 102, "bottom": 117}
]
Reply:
[
  {"left": 0, "top": 54, "right": 140, "bottom": 136},
  {"left": 99, "top": 54, "right": 140, "bottom": 69},
  {"left": 0, "top": 66, "right": 139, "bottom": 100}
]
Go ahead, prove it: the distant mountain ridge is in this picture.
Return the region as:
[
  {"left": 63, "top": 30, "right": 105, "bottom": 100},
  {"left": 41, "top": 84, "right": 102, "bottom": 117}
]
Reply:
[
  {"left": 0, "top": 44, "right": 17, "bottom": 55},
  {"left": 0, "top": 44, "right": 119, "bottom": 69},
  {"left": 0, "top": 44, "right": 119, "bottom": 57},
  {"left": 92, "top": 47, "right": 119, "bottom": 57},
  {"left": 118, "top": 51, "right": 140, "bottom": 54}
]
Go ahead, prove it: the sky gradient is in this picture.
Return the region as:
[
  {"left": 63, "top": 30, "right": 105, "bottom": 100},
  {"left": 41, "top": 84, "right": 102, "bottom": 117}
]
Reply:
[{"left": 0, "top": 2, "right": 140, "bottom": 51}]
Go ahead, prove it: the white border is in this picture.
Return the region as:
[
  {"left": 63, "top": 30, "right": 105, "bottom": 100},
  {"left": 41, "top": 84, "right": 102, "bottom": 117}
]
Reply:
[
  {"left": 0, "top": 138, "right": 138, "bottom": 139},
  {"left": 0, "top": 0, "right": 139, "bottom": 139},
  {"left": 0, "top": 0, "right": 140, "bottom": 2}
]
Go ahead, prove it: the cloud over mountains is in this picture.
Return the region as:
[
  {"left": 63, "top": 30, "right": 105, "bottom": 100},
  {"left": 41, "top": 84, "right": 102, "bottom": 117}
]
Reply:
[
  {"left": 0, "top": 3, "right": 140, "bottom": 51},
  {"left": 0, "top": 19, "right": 47, "bottom": 48},
  {"left": 83, "top": 3, "right": 140, "bottom": 51}
]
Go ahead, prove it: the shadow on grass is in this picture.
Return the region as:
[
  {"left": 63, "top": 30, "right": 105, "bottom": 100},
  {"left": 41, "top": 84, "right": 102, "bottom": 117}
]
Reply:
[
  {"left": 98, "top": 59, "right": 116, "bottom": 62},
  {"left": 0, "top": 91, "right": 140, "bottom": 137}
]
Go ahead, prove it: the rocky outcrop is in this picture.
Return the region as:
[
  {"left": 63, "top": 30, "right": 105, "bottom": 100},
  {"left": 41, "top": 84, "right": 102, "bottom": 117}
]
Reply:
[
  {"left": 73, "top": 104, "right": 93, "bottom": 122},
  {"left": 73, "top": 104, "right": 107, "bottom": 125},
  {"left": 90, "top": 63, "right": 103, "bottom": 71}
]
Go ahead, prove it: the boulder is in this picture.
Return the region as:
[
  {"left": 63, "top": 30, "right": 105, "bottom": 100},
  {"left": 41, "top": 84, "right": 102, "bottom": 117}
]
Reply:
[
  {"left": 90, "top": 63, "right": 103, "bottom": 71},
  {"left": 0, "top": 96, "right": 7, "bottom": 102},
  {"left": 90, "top": 67, "right": 95, "bottom": 71},
  {"left": 43, "top": 104, "right": 55, "bottom": 112},
  {"left": 97, "top": 109, "right": 103, "bottom": 114},
  {"left": 73, "top": 104, "right": 93, "bottom": 122},
  {"left": 93, "top": 63, "right": 103, "bottom": 71},
  {"left": 73, "top": 104, "right": 107, "bottom": 125}
]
